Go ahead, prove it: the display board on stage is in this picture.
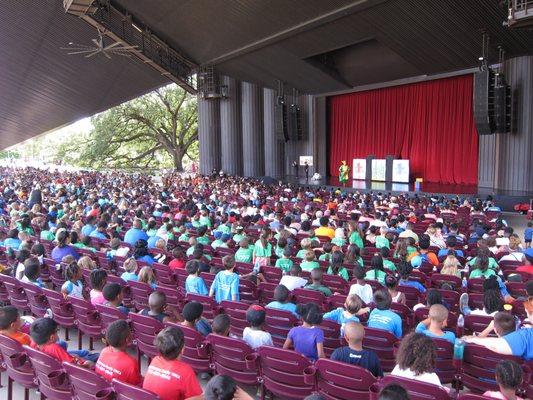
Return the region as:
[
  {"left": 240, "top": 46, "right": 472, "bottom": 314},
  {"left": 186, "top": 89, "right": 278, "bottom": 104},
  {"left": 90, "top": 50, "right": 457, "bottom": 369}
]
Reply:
[
  {"left": 392, "top": 160, "right": 410, "bottom": 183},
  {"left": 371, "top": 159, "right": 386, "bottom": 181},
  {"left": 352, "top": 159, "right": 366, "bottom": 180},
  {"left": 299, "top": 156, "right": 313, "bottom": 166}
]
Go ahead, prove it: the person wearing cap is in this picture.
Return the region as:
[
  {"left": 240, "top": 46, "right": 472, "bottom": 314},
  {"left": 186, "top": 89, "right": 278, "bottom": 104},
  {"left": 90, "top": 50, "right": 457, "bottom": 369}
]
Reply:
[{"left": 210, "top": 231, "right": 225, "bottom": 249}]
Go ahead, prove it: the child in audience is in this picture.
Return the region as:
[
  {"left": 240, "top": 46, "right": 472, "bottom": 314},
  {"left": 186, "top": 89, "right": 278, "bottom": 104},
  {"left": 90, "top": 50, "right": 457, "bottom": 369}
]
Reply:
[
  {"left": 22, "top": 258, "right": 44, "bottom": 287},
  {"left": 253, "top": 229, "right": 272, "bottom": 267},
  {"left": 275, "top": 248, "right": 294, "bottom": 273},
  {"left": 95, "top": 320, "right": 141, "bottom": 385},
  {"left": 296, "top": 238, "right": 312, "bottom": 259},
  {"left": 266, "top": 284, "right": 298, "bottom": 317},
  {"left": 525, "top": 222, "right": 533, "bottom": 248},
  {"left": 327, "top": 250, "right": 349, "bottom": 281},
  {"left": 204, "top": 375, "right": 253, "bottom": 400},
  {"left": 300, "top": 250, "right": 320, "bottom": 272},
  {"left": 367, "top": 289, "right": 402, "bottom": 338},
  {"left": 209, "top": 255, "right": 239, "bottom": 303},
  {"left": 138, "top": 266, "right": 157, "bottom": 289},
  {"left": 89, "top": 269, "right": 108, "bottom": 305},
  {"left": 483, "top": 360, "right": 525, "bottom": 400},
  {"left": 385, "top": 275, "right": 407, "bottom": 305},
  {"left": 0, "top": 306, "right": 30, "bottom": 345},
  {"left": 168, "top": 247, "right": 186, "bottom": 270},
  {"left": 378, "top": 384, "right": 411, "bottom": 400},
  {"left": 279, "top": 265, "right": 308, "bottom": 291},
  {"left": 30, "top": 317, "right": 98, "bottom": 367},
  {"left": 242, "top": 305, "right": 273, "bottom": 349},
  {"left": 102, "top": 283, "right": 130, "bottom": 314},
  {"left": 61, "top": 262, "right": 83, "bottom": 298},
  {"left": 235, "top": 238, "right": 254, "bottom": 263},
  {"left": 318, "top": 242, "right": 334, "bottom": 262},
  {"left": 380, "top": 247, "right": 397, "bottom": 272},
  {"left": 398, "top": 261, "right": 426, "bottom": 293},
  {"left": 349, "top": 265, "right": 373, "bottom": 304},
  {"left": 323, "top": 294, "right": 364, "bottom": 336},
  {"left": 304, "top": 268, "right": 332, "bottom": 297},
  {"left": 212, "top": 314, "right": 231, "bottom": 337},
  {"left": 365, "top": 255, "right": 387, "bottom": 285},
  {"left": 139, "top": 291, "right": 179, "bottom": 323},
  {"left": 440, "top": 254, "right": 462, "bottom": 278},
  {"left": 391, "top": 332, "right": 443, "bottom": 387},
  {"left": 120, "top": 258, "right": 138, "bottom": 282},
  {"left": 283, "top": 303, "right": 325, "bottom": 361},
  {"left": 330, "top": 321, "right": 383, "bottom": 377},
  {"left": 181, "top": 301, "right": 212, "bottom": 336},
  {"left": 143, "top": 327, "right": 203, "bottom": 400},
  {"left": 184, "top": 260, "right": 208, "bottom": 295},
  {"left": 415, "top": 304, "right": 456, "bottom": 344}
]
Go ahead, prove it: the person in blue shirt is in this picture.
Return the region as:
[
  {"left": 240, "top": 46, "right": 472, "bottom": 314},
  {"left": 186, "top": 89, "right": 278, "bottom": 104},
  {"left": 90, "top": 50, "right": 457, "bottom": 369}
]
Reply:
[
  {"left": 133, "top": 239, "right": 155, "bottom": 265},
  {"left": 147, "top": 234, "right": 163, "bottom": 249},
  {"left": 266, "top": 284, "right": 298, "bottom": 317},
  {"left": 120, "top": 258, "right": 139, "bottom": 282},
  {"left": 323, "top": 294, "right": 362, "bottom": 337},
  {"left": 367, "top": 289, "right": 402, "bottom": 338},
  {"left": 330, "top": 322, "right": 383, "bottom": 377},
  {"left": 524, "top": 222, "right": 533, "bottom": 248},
  {"left": 184, "top": 260, "right": 208, "bottom": 296},
  {"left": 4, "top": 229, "right": 21, "bottom": 251},
  {"left": 437, "top": 236, "right": 464, "bottom": 258},
  {"left": 89, "top": 221, "right": 108, "bottom": 240},
  {"left": 123, "top": 219, "right": 148, "bottom": 246},
  {"left": 415, "top": 304, "right": 456, "bottom": 344},
  {"left": 81, "top": 215, "right": 97, "bottom": 237},
  {"left": 209, "top": 255, "right": 239, "bottom": 303},
  {"left": 398, "top": 261, "right": 426, "bottom": 294}
]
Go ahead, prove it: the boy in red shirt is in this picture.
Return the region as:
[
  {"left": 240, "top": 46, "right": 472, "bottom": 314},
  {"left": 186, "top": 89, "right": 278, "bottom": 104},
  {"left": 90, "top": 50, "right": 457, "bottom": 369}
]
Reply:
[
  {"left": 143, "top": 326, "right": 203, "bottom": 400},
  {"left": 95, "top": 320, "right": 141, "bottom": 385},
  {"left": 0, "top": 306, "right": 31, "bottom": 345}
]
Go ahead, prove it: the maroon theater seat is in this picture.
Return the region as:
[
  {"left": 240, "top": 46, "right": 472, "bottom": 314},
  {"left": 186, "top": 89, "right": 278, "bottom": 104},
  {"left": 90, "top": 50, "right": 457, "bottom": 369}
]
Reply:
[
  {"left": 68, "top": 295, "right": 104, "bottom": 350},
  {"left": 362, "top": 327, "right": 399, "bottom": 373},
  {"left": 42, "top": 288, "right": 76, "bottom": 340},
  {"left": 94, "top": 304, "right": 129, "bottom": 332},
  {"left": 127, "top": 280, "right": 154, "bottom": 311},
  {"left": 369, "top": 375, "right": 452, "bottom": 400},
  {"left": 129, "top": 312, "right": 163, "bottom": 363},
  {"left": 185, "top": 293, "right": 221, "bottom": 320},
  {"left": 0, "top": 335, "right": 37, "bottom": 400},
  {"left": 63, "top": 361, "right": 114, "bottom": 400},
  {"left": 293, "top": 288, "right": 326, "bottom": 310},
  {"left": 220, "top": 300, "right": 249, "bottom": 337},
  {"left": 19, "top": 281, "right": 49, "bottom": 318},
  {"left": 264, "top": 308, "right": 299, "bottom": 347},
  {"left": 0, "top": 274, "right": 30, "bottom": 313},
  {"left": 112, "top": 378, "right": 160, "bottom": 400},
  {"left": 166, "top": 323, "right": 210, "bottom": 373}
]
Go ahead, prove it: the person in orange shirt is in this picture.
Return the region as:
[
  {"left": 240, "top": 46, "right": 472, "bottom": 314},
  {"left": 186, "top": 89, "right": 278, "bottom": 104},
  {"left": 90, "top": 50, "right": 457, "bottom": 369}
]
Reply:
[
  {"left": 314, "top": 217, "right": 335, "bottom": 239},
  {"left": 0, "top": 306, "right": 31, "bottom": 346},
  {"left": 408, "top": 235, "right": 439, "bottom": 268}
]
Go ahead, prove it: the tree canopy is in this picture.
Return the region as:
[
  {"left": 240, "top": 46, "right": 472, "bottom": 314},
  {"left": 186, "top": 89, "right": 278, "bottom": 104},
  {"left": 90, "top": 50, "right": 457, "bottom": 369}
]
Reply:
[{"left": 56, "top": 84, "right": 198, "bottom": 171}]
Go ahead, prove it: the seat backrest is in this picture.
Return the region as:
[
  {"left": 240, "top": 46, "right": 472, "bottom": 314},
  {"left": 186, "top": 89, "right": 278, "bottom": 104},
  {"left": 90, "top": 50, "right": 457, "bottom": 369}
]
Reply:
[
  {"left": 24, "top": 344, "right": 72, "bottom": 395},
  {"left": 431, "top": 337, "right": 456, "bottom": 384},
  {"left": 397, "top": 285, "right": 422, "bottom": 308},
  {"left": 463, "top": 314, "right": 494, "bottom": 336},
  {"left": 377, "top": 375, "right": 451, "bottom": 400},
  {"left": 320, "top": 319, "right": 341, "bottom": 357},
  {"left": 129, "top": 313, "right": 163, "bottom": 359},
  {"left": 257, "top": 346, "right": 314, "bottom": 400},
  {"left": 431, "top": 273, "right": 462, "bottom": 291},
  {"left": 63, "top": 361, "right": 114, "bottom": 400},
  {"left": 220, "top": 300, "right": 249, "bottom": 337},
  {"left": 166, "top": 323, "right": 210, "bottom": 373},
  {"left": 262, "top": 266, "right": 282, "bottom": 283},
  {"left": 362, "top": 327, "right": 398, "bottom": 373},
  {"left": 322, "top": 274, "right": 348, "bottom": 295},
  {"left": 155, "top": 285, "right": 184, "bottom": 312},
  {"left": 314, "top": 359, "right": 378, "bottom": 400},
  {"left": 185, "top": 293, "right": 220, "bottom": 319},
  {"left": 19, "top": 281, "right": 49, "bottom": 317},
  {"left": 112, "top": 378, "right": 160, "bottom": 400},
  {"left": 264, "top": 308, "right": 299, "bottom": 346},
  {"left": 238, "top": 279, "right": 258, "bottom": 303},
  {"left": 293, "top": 288, "right": 325, "bottom": 308},
  {"left": 127, "top": 280, "right": 154, "bottom": 311},
  {"left": 258, "top": 282, "right": 278, "bottom": 304},
  {"left": 94, "top": 304, "right": 128, "bottom": 330}
]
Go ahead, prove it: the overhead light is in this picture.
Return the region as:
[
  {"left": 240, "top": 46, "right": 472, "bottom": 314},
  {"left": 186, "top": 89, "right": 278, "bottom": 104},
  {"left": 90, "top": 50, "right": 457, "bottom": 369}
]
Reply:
[{"left": 478, "top": 56, "right": 484, "bottom": 61}]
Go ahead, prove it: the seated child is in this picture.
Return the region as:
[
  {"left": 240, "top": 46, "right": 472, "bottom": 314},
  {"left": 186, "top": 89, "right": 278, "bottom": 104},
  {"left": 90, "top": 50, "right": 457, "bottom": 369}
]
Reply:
[
  {"left": 181, "top": 301, "right": 212, "bottom": 336},
  {"left": 385, "top": 275, "right": 407, "bottom": 305},
  {"left": 266, "top": 285, "right": 298, "bottom": 317},
  {"left": 235, "top": 238, "right": 254, "bottom": 263},
  {"left": 330, "top": 321, "right": 383, "bottom": 377},
  {"left": 139, "top": 291, "right": 179, "bottom": 323},
  {"left": 89, "top": 269, "right": 108, "bottom": 305},
  {"left": 323, "top": 294, "right": 365, "bottom": 336},
  {"left": 95, "top": 320, "right": 141, "bottom": 385},
  {"left": 367, "top": 289, "right": 402, "bottom": 338},
  {"left": 242, "top": 305, "right": 273, "bottom": 349},
  {"left": 120, "top": 258, "right": 138, "bottom": 282},
  {"left": 296, "top": 238, "right": 312, "bottom": 259},
  {"left": 30, "top": 317, "right": 98, "bottom": 367},
  {"left": 275, "top": 248, "right": 294, "bottom": 273},
  {"left": 168, "top": 247, "right": 186, "bottom": 270},
  {"left": 348, "top": 265, "right": 373, "bottom": 304},
  {"left": 318, "top": 242, "right": 334, "bottom": 262},
  {"left": 102, "top": 283, "right": 130, "bottom": 314},
  {"left": 300, "top": 250, "right": 320, "bottom": 272},
  {"left": 61, "top": 262, "right": 83, "bottom": 298},
  {"left": 483, "top": 360, "right": 525, "bottom": 400},
  {"left": 21, "top": 257, "right": 45, "bottom": 287},
  {"left": 212, "top": 314, "right": 232, "bottom": 337},
  {"left": 209, "top": 255, "right": 239, "bottom": 303},
  {"left": 0, "top": 305, "right": 30, "bottom": 345},
  {"left": 283, "top": 303, "right": 325, "bottom": 361},
  {"left": 138, "top": 266, "right": 157, "bottom": 289},
  {"left": 204, "top": 375, "right": 254, "bottom": 400},
  {"left": 184, "top": 260, "right": 208, "bottom": 295},
  {"left": 415, "top": 304, "right": 456, "bottom": 344},
  {"left": 304, "top": 268, "right": 332, "bottom": 297}
]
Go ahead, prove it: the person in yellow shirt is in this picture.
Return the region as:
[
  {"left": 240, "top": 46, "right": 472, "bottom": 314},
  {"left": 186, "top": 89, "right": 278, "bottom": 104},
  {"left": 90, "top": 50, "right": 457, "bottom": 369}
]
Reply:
[{"left": 314, "top": 217, "right": 335, "bottom": 239}]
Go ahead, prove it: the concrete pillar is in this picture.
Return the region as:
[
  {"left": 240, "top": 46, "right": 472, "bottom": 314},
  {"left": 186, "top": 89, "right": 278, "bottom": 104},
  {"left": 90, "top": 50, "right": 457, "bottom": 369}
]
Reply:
[
  {"left": 197, "top": 96, "right": 221, "bottom": 175},
  {"left": 241, "top": 81, "right": 264, "bottom": 177},
  {"left": 263, "top": 88, "right": 284, "bottom": 178},
  {"left": 220, "top": 76, "right": 242, "bottom": 176}
]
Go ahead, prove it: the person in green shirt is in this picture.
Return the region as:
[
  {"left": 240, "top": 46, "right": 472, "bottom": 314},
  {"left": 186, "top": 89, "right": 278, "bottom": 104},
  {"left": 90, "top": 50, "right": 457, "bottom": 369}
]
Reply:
[
  {"left": 348, "top": 229, "right": 364, "bottom": 250},
  {"left": 275, "top": 237, "right": 288, "bottom": 258},
  {"left": 326, "top": 250, "right": 349, "bottom": 281},
  {"left": 232, "top": 226, "right": 246, "bottom": 244},
  {"left": 469, "top": 254, "right": 497, "bottom": 279},
  {"left": 275, "top": 248, "right": 294, "bottom": 273},
  {"left": 380, "top": 247, "right": 397, "bottom": 272},
  {"left": 375, "top": 227, "right": 390, "bottom": 249},
  {"left": 305, "top": 268, "right": 332, "bottom": 297},
  {"left": 253, "top": 229, "right": 273, "bottom": 267},
  {"left": 186, "top": 237, "right": 198, "bottom": 257},
  {"left": 211, "top": 231, "right": 225, "bottom": 249},
  {"left": 300, "top": 250, "right": 320, "bottom": 272},
  {"left": 296, "top": 238, "right": 312, "bottom": 259},
  {"left": 318, "top": 242, "right": 334, "bottom": 263},
  {"left": 345, "top": 244, "right": 364, "bottom": 267},
  {"left": 331, "top": 228, "right": 347, "bottom": 247},
  {"left": 177, "top": 226, "right": 190, "bottom": 242},
  {"left": 235, "top": 238, "right": 254, "bottom": 263},
  {"left": 199, "top": 209, "right": 212, "bottom": 228},
  {"left": 365, "top": 254, "right": 387, "bottom": 285},
  {"left": 196, "top": 226, "right": 211, "bottom": 246}
]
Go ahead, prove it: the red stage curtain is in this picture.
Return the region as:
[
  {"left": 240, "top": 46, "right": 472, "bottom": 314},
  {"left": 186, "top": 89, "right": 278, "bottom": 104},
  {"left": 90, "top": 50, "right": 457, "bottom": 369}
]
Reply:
[{"left": 328, "top": 74, "right": 479, "bottom": 185}]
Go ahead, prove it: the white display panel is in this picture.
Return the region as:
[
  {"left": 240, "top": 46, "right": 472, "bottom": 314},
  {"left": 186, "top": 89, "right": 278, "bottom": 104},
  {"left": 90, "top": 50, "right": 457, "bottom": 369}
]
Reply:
[
  {"left": 352, "top": 159, "right": 366, "bottom": 180},
  {"left": 392, "top": 159, "right": 410, "bottom": 183},
  {"left": 371, "top": 159, "right": 386, "bottom": 181},
  {"left": 299, "top": 156, "right": 313, "bottom": 166}
]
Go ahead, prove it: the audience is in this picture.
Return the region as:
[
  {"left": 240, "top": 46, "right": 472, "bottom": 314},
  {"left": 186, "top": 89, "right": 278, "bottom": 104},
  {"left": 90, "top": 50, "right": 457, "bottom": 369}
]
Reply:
[
  {"left": 367, "top": 289, "right": 402, "bottom": 338},
  {"left": 284, "top": 303, "right": 325, "bottom": 360},
  {"left": 242, "top": 305, "right": 273, "bottom": 349}
]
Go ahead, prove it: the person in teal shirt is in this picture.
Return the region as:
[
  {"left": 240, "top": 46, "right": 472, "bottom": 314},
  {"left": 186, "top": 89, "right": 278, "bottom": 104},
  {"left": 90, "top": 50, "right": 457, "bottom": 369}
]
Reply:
[
  {"left": 266, "top": 285, "right": 299, "bottom": 317},
  {"left": 300, "top": 250, "right": 320, "bottom": 272},
  {"left": 275, "top": 248, "right": 294, "bottom": 273},
  {"left": 253, "top": 230, "right": 273, "bottom": 266},
  {"left": 196, "top": 226, "right": 211, "bottom": 246},
  {"left": 331, "top": 228, "right": 347, "bottom": 247},
  {"left": 327, "top": 250, "right": 349, "bottom": 281},
  {"left": 209, "top": 255, "right": 239, "bottom": 303},
  {"left": 469, "top": 254, "right": 496, "bottom": 279},
  {"left": 304, "top": 268, "right": 332, "bottom": 297},
  {"left": 365, "top": 254, "right": 387, "bottom": 285},
  {"left": 235, "top": 238, "right": 254, "bottom": 263}
]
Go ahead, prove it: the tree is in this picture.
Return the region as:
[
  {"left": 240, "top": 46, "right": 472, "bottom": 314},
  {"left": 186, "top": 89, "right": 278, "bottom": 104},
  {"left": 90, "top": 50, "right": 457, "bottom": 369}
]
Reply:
[{"left": 56, "top": 84, "right": 198, "bottom": 171}]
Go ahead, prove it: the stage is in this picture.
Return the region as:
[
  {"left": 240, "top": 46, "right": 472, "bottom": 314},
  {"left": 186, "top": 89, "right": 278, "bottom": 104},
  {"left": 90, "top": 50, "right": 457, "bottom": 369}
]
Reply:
[{"left": 281, "top": 176, "right": 533, "bottom": 212}]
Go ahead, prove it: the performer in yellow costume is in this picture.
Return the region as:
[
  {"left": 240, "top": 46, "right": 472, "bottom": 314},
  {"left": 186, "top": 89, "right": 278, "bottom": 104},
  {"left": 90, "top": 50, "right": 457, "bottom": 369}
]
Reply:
[{"left": 339, "top": 160, "right": 350, "bottom": 186}]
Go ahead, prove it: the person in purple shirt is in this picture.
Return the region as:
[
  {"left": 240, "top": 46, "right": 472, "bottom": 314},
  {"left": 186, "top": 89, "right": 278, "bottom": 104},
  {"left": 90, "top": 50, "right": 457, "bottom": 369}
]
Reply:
[
  {"left": 51, "top": 230, "right": 80, "bottom": 263},
  {"left": 283, "top": 303, "right": 325, "bottom": 361},
  {"left": 123, "top": 219, "right": 148, "bottom": 246}
]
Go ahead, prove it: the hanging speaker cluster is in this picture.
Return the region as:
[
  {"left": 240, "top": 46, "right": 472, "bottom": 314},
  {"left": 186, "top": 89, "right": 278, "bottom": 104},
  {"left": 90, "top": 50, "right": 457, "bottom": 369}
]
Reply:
[{"left": 473, "top": 69, "right": 512, "bottom": 135}]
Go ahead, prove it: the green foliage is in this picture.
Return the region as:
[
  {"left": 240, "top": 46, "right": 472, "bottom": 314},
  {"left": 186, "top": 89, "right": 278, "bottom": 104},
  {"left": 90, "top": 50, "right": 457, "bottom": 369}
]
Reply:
[
  {"left": 56, "top": 84, "right": 198, "bottom": 171},
  {"left": 0, "top": 150, "right": 20, "bottom": 159}
]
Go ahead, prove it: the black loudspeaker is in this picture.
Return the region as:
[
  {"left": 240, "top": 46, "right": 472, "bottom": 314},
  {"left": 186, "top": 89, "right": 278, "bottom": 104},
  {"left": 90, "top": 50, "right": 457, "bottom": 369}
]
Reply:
[
  {"left": 287, "top": 104, "right": 302, "bottom": 141},
  {"left": 494, "top": 84, "right": 511, "bottom": 134},
  {"left": 275, "top": 100, "right": 288, "bottom": 142},
  {"left": 473, "top": 70, "right": 496, "bottom": 135}
]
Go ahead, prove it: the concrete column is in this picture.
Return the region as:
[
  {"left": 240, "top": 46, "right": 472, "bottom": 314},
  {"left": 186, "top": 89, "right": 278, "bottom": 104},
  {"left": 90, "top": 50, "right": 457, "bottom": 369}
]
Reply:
[
  {"left": 220, "top": 76, "right": 242, "bottom": 176},
  {"left": 241, "top": 81, "right": 264, "bottom": 177},
  {"left": 197, "top": 96, "right": 221, "bottom": 175},
  {"left": 263, "top": 88, "right": 284, "bottom": 178}
]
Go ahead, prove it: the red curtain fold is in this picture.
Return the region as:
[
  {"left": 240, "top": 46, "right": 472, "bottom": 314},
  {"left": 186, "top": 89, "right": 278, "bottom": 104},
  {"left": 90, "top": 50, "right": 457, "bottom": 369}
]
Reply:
[{"left": 328, "top": 74, "right": 479, "bottom": 185}]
